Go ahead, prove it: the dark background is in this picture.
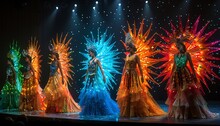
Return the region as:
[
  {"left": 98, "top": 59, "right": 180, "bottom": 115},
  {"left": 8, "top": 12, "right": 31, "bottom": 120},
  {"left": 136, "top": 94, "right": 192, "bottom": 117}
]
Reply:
[{"left": 0, "top": 0, "right": 219, "bottom": 102}]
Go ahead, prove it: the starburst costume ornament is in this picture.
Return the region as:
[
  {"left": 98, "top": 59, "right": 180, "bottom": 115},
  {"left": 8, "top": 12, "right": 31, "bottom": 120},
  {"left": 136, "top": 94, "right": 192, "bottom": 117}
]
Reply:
[
  {"left": 19, "top": 38, "right": 46, "bottom": 111},
  {"left": 78, "top": 29, "right": 120, "bottom": 116},
  {"left": 0, "top": 42, "right": 23, "bottom": 110},
  {"left": 116, "top": 20, "right": 166, "bottom": 117},
  {"left": 44, "top": 34, "right": 80, "bottom": 113},
  {"left": 158, "top": 16, "right": 219, "bottom": 119},
  {"left": 121, "top": 20, "right": 161, "bottom": 85},
  {"left": 158, "top": 16, "right": 220, "bottom": 93}
]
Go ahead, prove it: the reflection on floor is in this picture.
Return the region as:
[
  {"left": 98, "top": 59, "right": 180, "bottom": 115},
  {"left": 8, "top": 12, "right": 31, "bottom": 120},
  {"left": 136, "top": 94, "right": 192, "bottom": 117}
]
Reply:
[{"left": 0, "top": 102, "right": 219, "bottom": 126}]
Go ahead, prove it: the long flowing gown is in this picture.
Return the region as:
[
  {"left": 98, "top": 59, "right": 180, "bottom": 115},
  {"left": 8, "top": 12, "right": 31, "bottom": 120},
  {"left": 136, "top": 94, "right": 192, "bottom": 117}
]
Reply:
[
  {"left": 116, "top": 54, "right": 166, "bottom": 117},
  {"left": 0, "top": 66, "right": 20, "bottom": 110},
  {"left": 166, "top": 53, "right": 219, "bottom": 119},
  {"left": 44, "top": 60, "right": 81, "bottom": 113},
  {"left": 19, "top": 63, "right": 46, "bottom": 111},
  {"left": 78, "top": 58, "right": 119, "bottom": 116}
]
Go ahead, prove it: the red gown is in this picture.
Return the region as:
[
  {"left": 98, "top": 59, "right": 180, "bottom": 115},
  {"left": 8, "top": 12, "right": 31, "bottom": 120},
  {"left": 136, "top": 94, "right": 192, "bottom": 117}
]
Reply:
[{"left": 166, "top": 53, "right": 219, "bottom": 119}]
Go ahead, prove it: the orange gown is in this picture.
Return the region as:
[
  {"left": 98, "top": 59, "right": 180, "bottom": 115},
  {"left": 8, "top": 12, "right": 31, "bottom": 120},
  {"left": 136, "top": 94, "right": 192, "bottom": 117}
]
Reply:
[
  {"left": 19, "top": 65, "right": 46, "bottom": 111},
  {"left": 43, "top": 60, "right": 81, "bottom": 113},
  {"left": 116, "top": 54, "right": 166, "bottom": 117}
]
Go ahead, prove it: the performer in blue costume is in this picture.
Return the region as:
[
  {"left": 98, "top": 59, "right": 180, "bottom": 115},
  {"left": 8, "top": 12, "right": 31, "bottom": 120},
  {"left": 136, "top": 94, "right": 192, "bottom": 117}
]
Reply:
[{"left": 78, "top": 30, "right": 120, "bottom": 116}]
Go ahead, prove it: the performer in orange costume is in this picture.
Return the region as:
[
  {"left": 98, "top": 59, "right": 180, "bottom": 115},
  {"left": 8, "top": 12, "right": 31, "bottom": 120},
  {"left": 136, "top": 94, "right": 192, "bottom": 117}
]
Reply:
[
  {"left": 44, "top": 34, "right": 81, "bottom": 113},
  {"left": 117, "top": 21, "right": 166, "bottom": 117},
  {"left": 19, "top": 38, "right": 46, "bottom": 112}
]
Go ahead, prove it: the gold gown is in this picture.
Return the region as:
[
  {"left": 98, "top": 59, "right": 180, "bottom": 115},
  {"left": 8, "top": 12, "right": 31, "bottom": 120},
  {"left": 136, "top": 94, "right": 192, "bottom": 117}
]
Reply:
[
  {"left": 19, "top": 68, "right": 46, "bottom": 111},
  {"left": 116, "top": 54, "right": 166, "bottom": 117},
  {"left": 43, "top": 60, "right": 81, "bottom": 113}
]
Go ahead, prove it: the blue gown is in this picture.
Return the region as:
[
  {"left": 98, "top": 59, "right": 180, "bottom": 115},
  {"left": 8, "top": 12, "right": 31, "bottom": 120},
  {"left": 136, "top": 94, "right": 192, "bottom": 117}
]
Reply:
[{"left": 78, "top": 58, "right": 119, "bottom": 116}]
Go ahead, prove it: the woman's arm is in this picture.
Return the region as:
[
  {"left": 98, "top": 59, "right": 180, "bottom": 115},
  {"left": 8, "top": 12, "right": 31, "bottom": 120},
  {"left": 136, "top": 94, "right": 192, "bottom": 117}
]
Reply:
[
  {"left": 57, "top": 60, "right": 64, "bottom": 84},
  {"left": 136, "top": 55, "right": 144, "bottom": 83},
  {"left": 96, "top": 59, "right": 106, "bottom": 83}
]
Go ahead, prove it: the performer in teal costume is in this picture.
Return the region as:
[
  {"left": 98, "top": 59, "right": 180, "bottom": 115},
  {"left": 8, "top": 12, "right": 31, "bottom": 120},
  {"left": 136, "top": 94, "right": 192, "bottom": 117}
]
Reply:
[
  {"left": 0, "top": 43, "right": 23, "bottom": 111},
  {"left": 78, "top": 30, "right": 120, "bottom": 116}
]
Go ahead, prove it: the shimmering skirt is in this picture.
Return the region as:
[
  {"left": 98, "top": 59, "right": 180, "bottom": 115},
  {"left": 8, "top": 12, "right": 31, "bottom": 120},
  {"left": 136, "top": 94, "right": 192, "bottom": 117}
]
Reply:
[
  {"left": 166, "top": 67, "right": 219, "bottom": 119},
  {"left": 0, "top": 81, "right": 20, "bottom": 110},
  {"left": 117, "top": 69, "right": 166, "bottom": 117},
  {"left": 78, "top": 75, "right": 119, "bottom": 116},
  {"left": 19, "top": 76, "right": 46, "bottom": 111},
  {"left": 44, "top": 73, "right": 81, "bottom": 113}
]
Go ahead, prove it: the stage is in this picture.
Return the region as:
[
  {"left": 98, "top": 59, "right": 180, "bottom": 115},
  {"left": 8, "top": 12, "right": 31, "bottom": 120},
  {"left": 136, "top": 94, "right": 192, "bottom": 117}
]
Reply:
[{"left": 0, "top": 102, "right": 219, "bottom": 126}]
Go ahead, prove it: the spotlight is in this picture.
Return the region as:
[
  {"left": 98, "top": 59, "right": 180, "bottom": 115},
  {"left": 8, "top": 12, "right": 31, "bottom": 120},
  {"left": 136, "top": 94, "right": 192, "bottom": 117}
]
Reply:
[
  {"left": 74, "top": 4, "right": 77, "bottom": 7},
  {"left": 96, "top": 1, "right": 98, "bottom": 4},
  {"left": 145, "top": 1, "right": 148, "bottom": 3},
  {"left": 118, "top": 3, "right": 121, "bottom": 6},
  {"left": 93, "top": 6, "right": 95, "bottom": 10},
  {"left": 56, "top": 6, "right": 58, "bottom": 10},
  {"left": 72, "top": 9, "right": 75, "bottom": 12}
]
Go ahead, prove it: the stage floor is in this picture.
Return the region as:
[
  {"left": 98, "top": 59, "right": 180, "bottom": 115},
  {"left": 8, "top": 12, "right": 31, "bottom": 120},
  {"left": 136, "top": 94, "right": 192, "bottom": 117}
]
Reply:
[{"left": 0, "top": 101, "right": 219, "bottom": 126}]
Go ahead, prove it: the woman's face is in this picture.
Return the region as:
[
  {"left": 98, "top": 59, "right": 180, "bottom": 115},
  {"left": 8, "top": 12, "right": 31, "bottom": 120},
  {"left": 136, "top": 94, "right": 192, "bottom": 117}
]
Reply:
[
  {"left": 89, "top": 51, "right": 94, "bottom": 57},
  {"left": 51, "top": 53, "right": 56, "bottom": 59},
  {"left": 126, "top": 45, "right": 131, "bottom": 52},
  {"left": 25, "top": 57, "right": 29, "bottom": 62},
  {"left": 7, "top": 60, "right": 11, "bottom": 65},
  {"left": 177, "top": 44, "right": 185, "bottom": 53},
  {"left": 126, "top": 44, "right": 135, "bottom": 53},
  {"left": 175, "top": 30, "right": 182, "bottom": 37},
  {"left": 176, "top": 34, "right": 182, "bottom": 39}
]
